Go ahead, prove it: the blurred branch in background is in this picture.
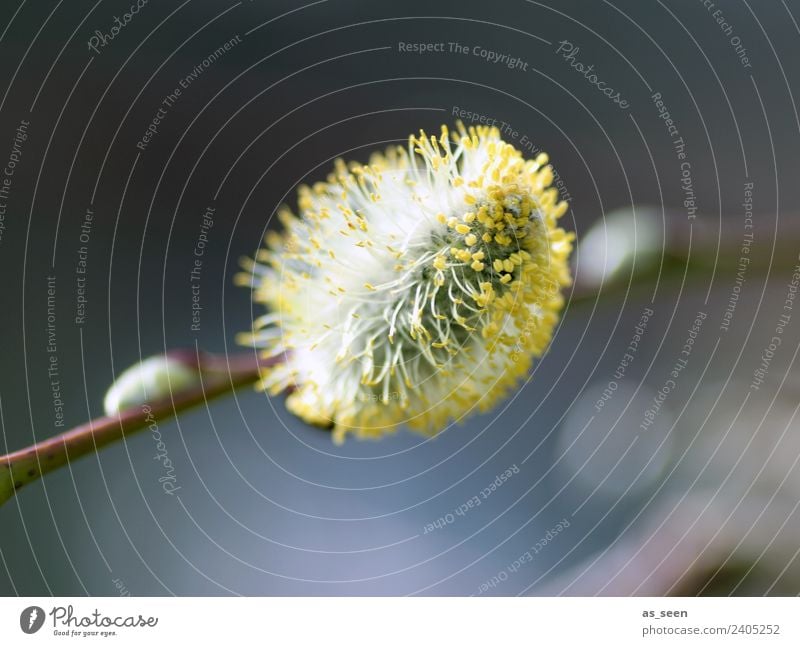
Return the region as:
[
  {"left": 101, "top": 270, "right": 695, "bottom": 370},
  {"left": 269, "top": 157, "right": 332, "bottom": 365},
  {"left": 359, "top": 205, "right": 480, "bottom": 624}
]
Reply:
[
  {"left": 555, "top": 206, "right": 800, "bottom": 596},
  {"left": 572, "top": 206, "right": 800, "bottom": 301}
]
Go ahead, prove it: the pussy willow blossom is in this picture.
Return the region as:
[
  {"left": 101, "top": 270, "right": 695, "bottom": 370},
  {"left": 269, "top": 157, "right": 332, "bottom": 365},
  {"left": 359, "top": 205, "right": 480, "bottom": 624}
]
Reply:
[{"left": 238, "top": 124, "right": 573, "bottom": 443}]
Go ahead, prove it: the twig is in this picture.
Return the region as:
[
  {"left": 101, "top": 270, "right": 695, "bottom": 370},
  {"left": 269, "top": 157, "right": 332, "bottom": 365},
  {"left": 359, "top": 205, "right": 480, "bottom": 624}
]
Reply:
[{"left": 0, "top": 351, "right": 276, "bottom": 507}]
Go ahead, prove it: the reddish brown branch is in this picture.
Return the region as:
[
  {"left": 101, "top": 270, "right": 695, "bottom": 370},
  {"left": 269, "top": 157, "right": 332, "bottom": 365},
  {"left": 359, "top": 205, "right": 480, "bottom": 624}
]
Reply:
[{"left": 0, "top": 351, "right": 276, "bottom": 506}]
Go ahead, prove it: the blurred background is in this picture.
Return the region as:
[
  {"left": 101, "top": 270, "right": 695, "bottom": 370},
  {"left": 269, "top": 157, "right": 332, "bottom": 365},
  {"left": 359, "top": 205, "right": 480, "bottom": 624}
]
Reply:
[{"left": 1, "top": 0, "right": 799, "bottom": 595}]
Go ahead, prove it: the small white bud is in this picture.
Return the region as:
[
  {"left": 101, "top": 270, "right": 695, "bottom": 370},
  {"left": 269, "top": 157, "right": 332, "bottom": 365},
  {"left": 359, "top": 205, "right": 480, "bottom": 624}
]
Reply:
[
  {"left": 576, "top": 207, "right": 661, "bottom": 291},
  {"left": 103, "top": 355, "right": 202, "bottom": 416}
]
